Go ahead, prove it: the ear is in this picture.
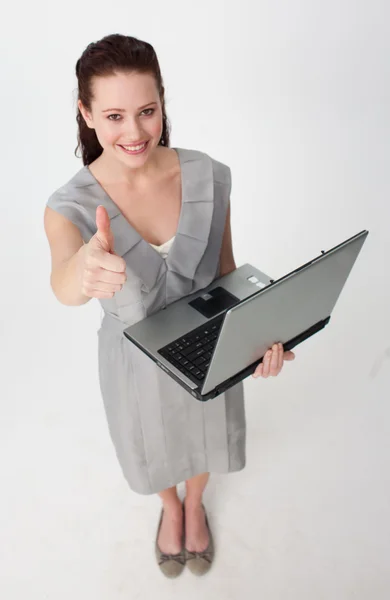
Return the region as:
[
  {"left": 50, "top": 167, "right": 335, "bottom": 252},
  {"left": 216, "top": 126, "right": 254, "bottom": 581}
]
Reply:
[{"left": 78, "top": 100, "right": 94, "bottom": 129}]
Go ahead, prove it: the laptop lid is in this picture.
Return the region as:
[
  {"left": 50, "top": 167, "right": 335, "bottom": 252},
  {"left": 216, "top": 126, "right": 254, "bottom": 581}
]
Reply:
[{"left": 201, "top": 230, "right": 368, "bottom": 395}]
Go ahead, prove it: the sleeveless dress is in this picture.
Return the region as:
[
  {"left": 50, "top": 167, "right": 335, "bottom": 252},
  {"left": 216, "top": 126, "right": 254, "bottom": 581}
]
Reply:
[{"left": 46, "top": 147, "right": 246, "bottom": 495}]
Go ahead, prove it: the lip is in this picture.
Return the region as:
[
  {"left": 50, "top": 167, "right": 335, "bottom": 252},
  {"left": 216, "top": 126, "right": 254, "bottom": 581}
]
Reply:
[{"left": 118, "top": 141, "right": 148, "bottom": 147}]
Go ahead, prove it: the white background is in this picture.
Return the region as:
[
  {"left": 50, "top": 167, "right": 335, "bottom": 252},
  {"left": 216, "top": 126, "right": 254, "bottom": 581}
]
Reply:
[{"left": 1, "top": 1, "right": 389, "bottom": 598}]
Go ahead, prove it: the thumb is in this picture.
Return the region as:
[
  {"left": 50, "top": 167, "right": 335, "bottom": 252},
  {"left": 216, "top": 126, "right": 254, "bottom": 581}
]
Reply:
[{"left": 94, "top": 205, "right": 114, "bottom": 252}]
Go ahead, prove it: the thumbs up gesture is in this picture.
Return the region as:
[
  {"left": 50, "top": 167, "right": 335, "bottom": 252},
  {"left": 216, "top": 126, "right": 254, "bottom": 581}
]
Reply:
[{"left": 79, "top": 206, "right": 127, "bottom": 299}]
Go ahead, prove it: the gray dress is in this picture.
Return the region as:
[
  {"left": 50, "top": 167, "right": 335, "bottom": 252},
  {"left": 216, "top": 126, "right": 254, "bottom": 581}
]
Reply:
[{"left": 46, "top": 147, "right": 246, "bottom": 495}]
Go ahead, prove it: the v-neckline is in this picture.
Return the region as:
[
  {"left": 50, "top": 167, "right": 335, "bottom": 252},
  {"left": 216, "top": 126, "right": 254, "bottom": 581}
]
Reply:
[{"left": 84, "top": 147, "right": 185, "bottom": 263}]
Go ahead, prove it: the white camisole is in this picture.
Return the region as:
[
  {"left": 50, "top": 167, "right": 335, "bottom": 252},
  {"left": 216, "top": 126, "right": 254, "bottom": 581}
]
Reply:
[{"left": 149, "top": 235, "right": 176, "bottom": 259}]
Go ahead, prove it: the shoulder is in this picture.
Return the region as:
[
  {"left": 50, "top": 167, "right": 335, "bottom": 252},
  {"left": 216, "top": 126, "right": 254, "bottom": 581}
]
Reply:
[
  {"left": 45, "top": 167, "right": 99, "bottom": 242},
  {"left": 46, "top": 166, "right": 97, "bottom": 215},
  {"left": 174, "top": 147, "right": 231, "bottom": 188}
]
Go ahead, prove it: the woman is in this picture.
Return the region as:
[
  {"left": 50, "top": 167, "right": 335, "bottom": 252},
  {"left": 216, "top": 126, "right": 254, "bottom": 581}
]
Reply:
[{"left": 44, "top": 33, "right": 295, "bottom": 578}]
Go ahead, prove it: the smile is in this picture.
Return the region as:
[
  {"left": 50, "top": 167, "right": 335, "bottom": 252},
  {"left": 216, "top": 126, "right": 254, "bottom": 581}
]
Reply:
[{"left": 118, "top": 141, "right": 149, "bottom": 155}]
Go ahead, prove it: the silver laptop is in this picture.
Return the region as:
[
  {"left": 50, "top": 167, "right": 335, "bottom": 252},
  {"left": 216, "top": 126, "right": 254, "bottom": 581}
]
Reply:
[{"left": 123, "top": 230, "right": 369, "bottom": 401}]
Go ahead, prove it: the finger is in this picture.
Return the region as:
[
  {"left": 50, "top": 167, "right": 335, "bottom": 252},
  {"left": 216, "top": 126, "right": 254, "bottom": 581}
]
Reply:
[
  {"left": 278, "top": 343, "right": 284, "bottom": 370},
  {"left": 98, "top": 251, "right": 127, "bottom": 274},
  {"left": 253, "top": 363, "right": 263, "bottom": 378},
  {"left": 262, "top": 349, "right": 272, "bottom": 377},
  {"left": 93, "top": 282, "right": 124, "bottom": 294},
  {"left": 85, "top": 267, "right": 127, "bottom": 286},
  {"left": 270, "top": 344, "right": 280, "bottom": 376},
  {"left": 95, "top": 205, "right": 113, "bottom": 251},
  {"left": 81, "top": 282, "right": 123, "bottom": 299},
  {"left": 89, "top": 289, "right": 117, "bottom": 299},
  {"left": 284, "top": 351, "right": 296, "bottom": 361}
]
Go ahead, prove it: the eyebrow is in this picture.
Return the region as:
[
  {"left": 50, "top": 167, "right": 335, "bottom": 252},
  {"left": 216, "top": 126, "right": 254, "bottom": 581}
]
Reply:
[{"left": 102, "top": 102, "right": 157, "bottom": 113}]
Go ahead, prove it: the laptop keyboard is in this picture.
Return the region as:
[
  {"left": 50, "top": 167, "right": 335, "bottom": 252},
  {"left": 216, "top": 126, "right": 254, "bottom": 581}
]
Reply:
[{"left": 157, "top": 315, "right": 224, "bottom": 385}]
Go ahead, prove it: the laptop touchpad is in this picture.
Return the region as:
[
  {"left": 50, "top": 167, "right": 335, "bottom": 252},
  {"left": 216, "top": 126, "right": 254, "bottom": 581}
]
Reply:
[{"left": 189, "top": 286, "right": 240, "bottom": 319}]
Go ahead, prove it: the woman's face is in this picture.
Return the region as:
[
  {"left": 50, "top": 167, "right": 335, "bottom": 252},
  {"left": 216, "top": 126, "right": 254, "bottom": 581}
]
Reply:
[{"left": 79, "top": 71, "right": 163, "bottom": 169}]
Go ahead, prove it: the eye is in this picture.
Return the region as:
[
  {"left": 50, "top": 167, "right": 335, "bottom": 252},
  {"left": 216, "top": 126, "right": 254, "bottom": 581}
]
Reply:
[
  {"left": 107, "top": 114, "right": 122, "bottom": 121},
  {"left": 107, "top": 108, "right": 155, "bottom": 122}
]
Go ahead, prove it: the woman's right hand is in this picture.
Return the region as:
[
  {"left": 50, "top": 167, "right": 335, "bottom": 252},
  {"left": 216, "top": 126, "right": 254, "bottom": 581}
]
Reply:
[{"left": 79, "top": 205, "right": 127, "bottom": 299}]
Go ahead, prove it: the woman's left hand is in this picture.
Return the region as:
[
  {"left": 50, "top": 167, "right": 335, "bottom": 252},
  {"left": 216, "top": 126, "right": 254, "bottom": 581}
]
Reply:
[{"left": 252, "top": 343, "right": 295, "bottom": 378}]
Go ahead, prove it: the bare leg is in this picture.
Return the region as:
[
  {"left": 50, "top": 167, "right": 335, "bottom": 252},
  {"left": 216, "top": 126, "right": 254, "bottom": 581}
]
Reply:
[
  {"left": 184, "top": 472, "right": 210, "bottom": 552},
  {"left": 157, "top": 485, "right": 184, "bottom": 554}
]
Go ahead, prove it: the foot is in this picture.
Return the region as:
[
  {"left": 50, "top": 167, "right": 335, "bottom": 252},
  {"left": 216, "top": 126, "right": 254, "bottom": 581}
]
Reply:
[
  {"left": 184, "top": 499, "right": 209, "bottom": 552},
  {"left": 157, "top": 500, "right": 184, "bottom": 555}
]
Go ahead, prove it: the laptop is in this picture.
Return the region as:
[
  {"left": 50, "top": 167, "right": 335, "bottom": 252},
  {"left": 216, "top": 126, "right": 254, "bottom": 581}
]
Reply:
[{"left": 123, "top": 230, "right": 369, "bottom": 401}]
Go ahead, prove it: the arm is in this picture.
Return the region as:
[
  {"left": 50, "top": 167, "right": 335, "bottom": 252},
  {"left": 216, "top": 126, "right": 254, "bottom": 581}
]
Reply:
[
  {"left": 44, "top": 206, "right": 91, "bottom": 306},
  {"left": 219, "top": 201, "right": 237, "bottom": 277}
]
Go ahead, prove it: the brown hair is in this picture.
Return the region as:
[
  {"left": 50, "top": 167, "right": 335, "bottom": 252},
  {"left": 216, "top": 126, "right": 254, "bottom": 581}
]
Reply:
[{"left": 74, "top": 33, "right": 171, "bottom": 166}]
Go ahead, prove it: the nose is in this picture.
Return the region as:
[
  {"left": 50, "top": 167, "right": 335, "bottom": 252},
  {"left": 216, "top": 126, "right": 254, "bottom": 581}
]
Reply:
[{"left": 123, "top": 116, "right": 143, "bottom": 141}]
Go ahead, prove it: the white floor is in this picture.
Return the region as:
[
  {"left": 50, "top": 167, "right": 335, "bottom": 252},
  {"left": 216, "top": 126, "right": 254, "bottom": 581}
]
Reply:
[{"left": 1, "top": 317, "right": 389, "bottom": 600}]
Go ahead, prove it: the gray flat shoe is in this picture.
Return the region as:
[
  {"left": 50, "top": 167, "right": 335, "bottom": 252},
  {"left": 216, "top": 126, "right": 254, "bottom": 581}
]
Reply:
[
  {"left": 155, "top": 508, "right": 186, "bottom": 578},
  {"left": 184, "top": 504, "right": 214, "bottom": 575}
]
